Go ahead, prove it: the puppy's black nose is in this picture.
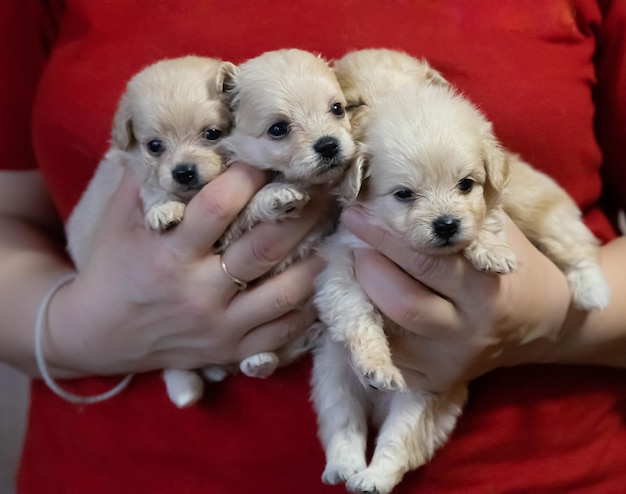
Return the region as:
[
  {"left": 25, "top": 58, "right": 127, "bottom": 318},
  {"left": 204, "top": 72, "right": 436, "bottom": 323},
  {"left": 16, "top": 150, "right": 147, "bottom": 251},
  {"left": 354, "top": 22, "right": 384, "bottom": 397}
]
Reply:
[
  {"left": 172, "top": 163, "right": 198, "bottom": 186},
  {"left": 314, "top": 136, "right": 339, "bottom": 159},
  {"left": 432, "top": 215, "right": 460, "bottom": 240}
]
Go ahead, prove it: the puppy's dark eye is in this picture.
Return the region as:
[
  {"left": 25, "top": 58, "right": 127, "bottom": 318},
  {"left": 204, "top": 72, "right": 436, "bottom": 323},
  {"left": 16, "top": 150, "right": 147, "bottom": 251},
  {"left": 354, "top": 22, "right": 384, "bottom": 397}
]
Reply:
[
  {"left": 268, "top": 121, "right": 290, "bottom": 139},
  {"left": 330, "top": 102, "right": 345, "bottom": 117},
  {"left": 458, "top": 178, "right": 474, "bottom": 193},
  {"left": 147, "top": 139, "right": 164, "bottom": 155},
  {"left": 393, "top": 188, "right": 416, "bottom": 202},
  {"left": 203, "top": 128, "right": 222, "bottom": 141}
]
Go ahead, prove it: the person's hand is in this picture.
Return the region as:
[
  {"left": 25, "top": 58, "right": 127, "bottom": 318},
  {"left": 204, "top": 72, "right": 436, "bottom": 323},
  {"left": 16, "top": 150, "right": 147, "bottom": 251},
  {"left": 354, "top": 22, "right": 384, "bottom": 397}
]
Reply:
[
  {"left": 341, "top": 205, "right": 574, "bottom": 393},
  {"left": 45, "top": 163, "right": 327, "bottom": 377}
]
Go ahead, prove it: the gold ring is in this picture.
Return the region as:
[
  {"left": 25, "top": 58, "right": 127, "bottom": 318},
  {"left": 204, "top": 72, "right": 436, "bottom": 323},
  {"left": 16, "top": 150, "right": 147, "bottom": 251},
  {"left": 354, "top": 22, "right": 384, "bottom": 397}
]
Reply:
[{"left": 220, "top": 255, "right": 247, "bottom": 291}]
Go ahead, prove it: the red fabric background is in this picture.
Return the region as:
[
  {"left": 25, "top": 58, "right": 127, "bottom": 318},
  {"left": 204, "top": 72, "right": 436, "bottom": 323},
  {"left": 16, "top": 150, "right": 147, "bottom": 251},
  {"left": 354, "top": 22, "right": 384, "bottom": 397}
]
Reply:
[{"left": 2, "top": 0, "right": 624, "bottom": 492}]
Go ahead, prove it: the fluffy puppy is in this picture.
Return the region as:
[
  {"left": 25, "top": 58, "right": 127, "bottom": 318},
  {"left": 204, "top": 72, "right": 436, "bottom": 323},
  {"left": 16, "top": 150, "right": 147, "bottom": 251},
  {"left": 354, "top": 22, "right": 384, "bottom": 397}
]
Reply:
[
  {"left": 312, "top": 49, "right": 610, "bottom": 494},
  {"left": 66, "top": 56, "right": 235, "bottom": 407},
  {"left": 175, "top": 49, "right": 356, "bottom": 399},
  {"left": 333, "top": 48, "right": 447, "bottom": 140},
  {"left": 67, "top": 56, "right": 234, "bottom": 264}
]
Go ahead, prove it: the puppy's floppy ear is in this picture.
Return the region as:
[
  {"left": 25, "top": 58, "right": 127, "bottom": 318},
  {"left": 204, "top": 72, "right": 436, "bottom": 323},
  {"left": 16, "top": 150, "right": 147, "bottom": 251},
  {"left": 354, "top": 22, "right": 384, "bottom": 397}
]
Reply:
[
  {"left": 482, "top": 130, "right": 510, "bottom": 206},
  {"left": 424, "top": 64, "right": 449, "bottom": 88},
  {"left": 335, "top": 153, "right": 370, "bottom": 206},
  {"left": 219, "top": 62, "right": 240, "bottom": 107},
  {"left": 111, "top": 94, "right": 135, "bottom": 150},
  {"left": 216, "top": 61, "right": 238, "bottom": 95}
]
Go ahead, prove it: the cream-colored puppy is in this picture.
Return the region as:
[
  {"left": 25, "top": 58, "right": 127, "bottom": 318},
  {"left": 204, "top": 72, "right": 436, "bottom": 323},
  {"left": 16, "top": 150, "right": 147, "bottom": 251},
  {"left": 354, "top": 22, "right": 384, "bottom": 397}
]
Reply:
[
  {"left": 194, "top": 49, "right": 356, "bottom": 387},
  {"left": 334, "top": 48, "right": 448, "bottom": 140},
  {"left": 312, "top": 49, "right": 610, "bottom": 494},
  {"left": 67, "top": 56, "right": 234, "bottom": 263},
  {"left": 66, "top": 56, "right": 235, "bottom": 408}
]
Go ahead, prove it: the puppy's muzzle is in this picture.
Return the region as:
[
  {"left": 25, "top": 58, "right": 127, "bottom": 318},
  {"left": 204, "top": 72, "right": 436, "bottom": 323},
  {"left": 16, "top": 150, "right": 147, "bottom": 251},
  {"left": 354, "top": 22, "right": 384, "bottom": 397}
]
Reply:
[
  {"left": 313, "top": 136, "right": 345, "bottom": 176},
  {"left": 172, "top": 163, "right": 200, "bottom": 187},
  {"left": 314, "top": 136, "right": 340, "bottom": 159},
  {"left": 432, "top": 215, "right": 460, "bottom": 242}
]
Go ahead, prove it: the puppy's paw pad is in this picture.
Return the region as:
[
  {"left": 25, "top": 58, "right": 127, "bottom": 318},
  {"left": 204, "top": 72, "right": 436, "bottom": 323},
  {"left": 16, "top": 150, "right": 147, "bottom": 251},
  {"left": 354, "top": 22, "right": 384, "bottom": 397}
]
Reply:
[
  {"left": 322, "top": 457, "right": 367, "bottom": 485},
  {"left": 146, "top": 202, "right": 186, "bottom": 231},
  {"left": 362, "top": 366, "right": 407, "bottom": 392},
  {"left": 162, "top": 369, "right": 204, "bottom": 408},
  {"left": 568, "top": 267, "right": 611, "bottom": 310},
  {"left": 240, "top": 352, "right": 280, "bottom": 378},
  {"left": 466, "top": 244, "right": 517, "bottom": 274},
  {"left": 268, "top": 188, "right": 310, "bottom": 219}
]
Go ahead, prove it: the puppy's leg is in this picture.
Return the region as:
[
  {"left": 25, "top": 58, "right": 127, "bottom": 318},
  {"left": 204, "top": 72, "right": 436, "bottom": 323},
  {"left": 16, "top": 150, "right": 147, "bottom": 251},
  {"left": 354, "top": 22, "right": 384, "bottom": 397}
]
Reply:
[
  {"left": 520, "top": 204, "right": 610, "bottom": 310},
  {"left": 250, "top": 182, "right": 310, "bottom": 220},
  {"left": 464, "top": 207, "right": 517, "bottom": 273},
  {"left": 316, "top": 233, "right": 406, "bottom": 391},
  {"left": 162, "top": 369, "right": 204, "bottom": 408},
  {"left": 219, "top": 182, "right": 310, "bottom": 250},
  {"left": 504, "top": 160, "right": 610, "bottom": 310},
  {"left": 346, "top": 385, "right": 467, "bottom": 494},
  {"left": 240, "top": 317, "right": 325, "bottom": 378},
  {"left": 312, "top": 336, "right": 369, "bottom": 485}
]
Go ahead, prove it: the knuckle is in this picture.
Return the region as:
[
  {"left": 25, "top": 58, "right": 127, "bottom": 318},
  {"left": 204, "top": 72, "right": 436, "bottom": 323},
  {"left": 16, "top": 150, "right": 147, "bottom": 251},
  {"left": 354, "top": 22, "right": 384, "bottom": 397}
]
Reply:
[
  {"left": 250, "top": 232, "right": 286, "bottom": 266},
  {"left": 274, "top": 286, "right": 301, "bottom": 312},
  {"left": 385, "top": 292, "right": 424, "bottom": 329},
  {"left": 281, "top": 311, "right": 310, "bottom": 343},
  {"left": 405, "top": 252, "right": 444, "bottom": 280},
  {"left": 195, "top": 186, "right": 232, "bottom": 223}
]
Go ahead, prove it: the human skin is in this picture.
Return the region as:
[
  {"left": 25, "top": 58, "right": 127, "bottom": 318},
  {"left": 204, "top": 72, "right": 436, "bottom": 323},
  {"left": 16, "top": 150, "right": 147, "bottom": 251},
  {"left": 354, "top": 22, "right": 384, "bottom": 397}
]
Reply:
[
  {"left": 342, "top": 205, "right": 626, "bottom": 393},
  {"left": 0, "top": 163, "right": 327, "bottom": 378}
]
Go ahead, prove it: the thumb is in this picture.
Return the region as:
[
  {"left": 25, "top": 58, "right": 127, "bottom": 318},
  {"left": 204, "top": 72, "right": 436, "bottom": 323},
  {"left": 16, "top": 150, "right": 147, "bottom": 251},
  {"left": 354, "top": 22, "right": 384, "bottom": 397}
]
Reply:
[{"left": 98, "top": 164, "right": 145, "bottom": 234}]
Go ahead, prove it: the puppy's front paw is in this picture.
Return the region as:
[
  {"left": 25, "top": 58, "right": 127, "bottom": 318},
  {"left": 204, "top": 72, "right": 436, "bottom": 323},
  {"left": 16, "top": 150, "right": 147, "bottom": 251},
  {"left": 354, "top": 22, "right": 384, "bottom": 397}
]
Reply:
[
  {"left": 146, "top": 201, "right": 186, "bottom": 231},
  {"left": 267, "top": 187, "right": 310, "bottom": 219},
  {"left": 465, "top": 241, "right": 517, "bottom": 274},
  {"left": 240, "top": 352, "right": 280, "bottom": 378},
  {"left": 362, "top": 365, "right": 407, "bottom": 392}
]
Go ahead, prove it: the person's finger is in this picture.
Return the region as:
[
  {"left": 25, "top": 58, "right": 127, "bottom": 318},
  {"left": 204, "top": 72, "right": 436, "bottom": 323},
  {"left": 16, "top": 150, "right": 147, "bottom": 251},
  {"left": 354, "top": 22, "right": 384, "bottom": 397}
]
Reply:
[
  {"left": 219, "top": 187, "right": 331, "bottom": 285},
  {"left": 168, "top": 163, "right": 268, "bottom": 259},
  {"left": 352, "top": 248, "right": 462, "bottom": 337},
  {"left": 341, "top": 205, "right": 502, "bottom": 305},
  {"left": 237, "top": 300, "right": 318, "bottom": 361},
  {"left": 227, "top": 255, "right": 324, "bottom": 329}
]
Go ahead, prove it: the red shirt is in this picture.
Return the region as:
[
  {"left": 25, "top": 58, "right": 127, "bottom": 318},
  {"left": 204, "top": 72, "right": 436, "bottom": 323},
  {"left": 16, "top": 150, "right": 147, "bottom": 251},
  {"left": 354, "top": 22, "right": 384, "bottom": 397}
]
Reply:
[{"left": 4, "top": 1, "right": 626, "bottom": 492}]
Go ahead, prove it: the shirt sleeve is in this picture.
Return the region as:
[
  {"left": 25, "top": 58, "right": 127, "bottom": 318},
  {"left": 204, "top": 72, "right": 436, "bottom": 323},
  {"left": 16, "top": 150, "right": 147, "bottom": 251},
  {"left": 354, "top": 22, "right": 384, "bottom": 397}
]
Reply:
[{"left": 0, "top": 0, "right": 62, "bottom": 171}]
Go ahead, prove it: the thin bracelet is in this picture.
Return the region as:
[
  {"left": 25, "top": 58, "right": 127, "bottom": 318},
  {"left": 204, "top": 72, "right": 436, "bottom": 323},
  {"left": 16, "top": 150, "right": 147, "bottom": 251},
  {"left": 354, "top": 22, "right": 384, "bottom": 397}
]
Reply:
[{"left": 34, "top": 273, "right": 133, "bottom": 404}]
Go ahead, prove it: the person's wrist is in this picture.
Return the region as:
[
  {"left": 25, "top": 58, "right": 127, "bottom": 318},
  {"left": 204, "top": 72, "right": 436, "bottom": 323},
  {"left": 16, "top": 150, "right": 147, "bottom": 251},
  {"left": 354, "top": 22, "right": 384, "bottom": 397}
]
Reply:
[{"left": 44, "top": 274, "right": 94, "bottom": 378}]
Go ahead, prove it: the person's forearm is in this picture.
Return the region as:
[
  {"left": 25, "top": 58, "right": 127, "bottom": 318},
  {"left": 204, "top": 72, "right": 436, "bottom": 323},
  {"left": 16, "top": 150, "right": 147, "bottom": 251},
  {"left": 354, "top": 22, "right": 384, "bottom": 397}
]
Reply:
[
  {"left": 0, "top": 216, "right": 74, "bottom": 375},
  {"left": 540, "top": 236, "right": 626, "bottom": 367}
]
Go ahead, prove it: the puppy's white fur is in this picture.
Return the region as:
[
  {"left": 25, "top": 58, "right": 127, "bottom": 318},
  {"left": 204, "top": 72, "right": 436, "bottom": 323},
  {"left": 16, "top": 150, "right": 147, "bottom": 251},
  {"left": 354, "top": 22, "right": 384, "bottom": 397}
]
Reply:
[
  {"left": 312, "top": 49, "right": 610, "bottom": 494},
  {"left": 186, "top": 49, "right": 356, "bottom": 398},
  {"left": 66, "top": 56, "right": 235, "bottom": 408}
]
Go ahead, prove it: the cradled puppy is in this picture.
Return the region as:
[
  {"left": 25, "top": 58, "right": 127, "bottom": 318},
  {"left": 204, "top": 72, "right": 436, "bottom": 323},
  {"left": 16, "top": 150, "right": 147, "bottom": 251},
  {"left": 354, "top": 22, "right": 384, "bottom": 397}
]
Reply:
[
  {"left": 67, "top": 56, "right": 234, "bottom": 266},
  {"left": 66, "top": 56, "right": 235, "bottom": 408},
  {"left": 186, "top": 49, "right": 356, "bottom": 391},
  {"left": 312, "top": 49, "right": 610, "bottom": 494},
  {"left": 332, "top": 48, "right": 448, "bottom": 140}
]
